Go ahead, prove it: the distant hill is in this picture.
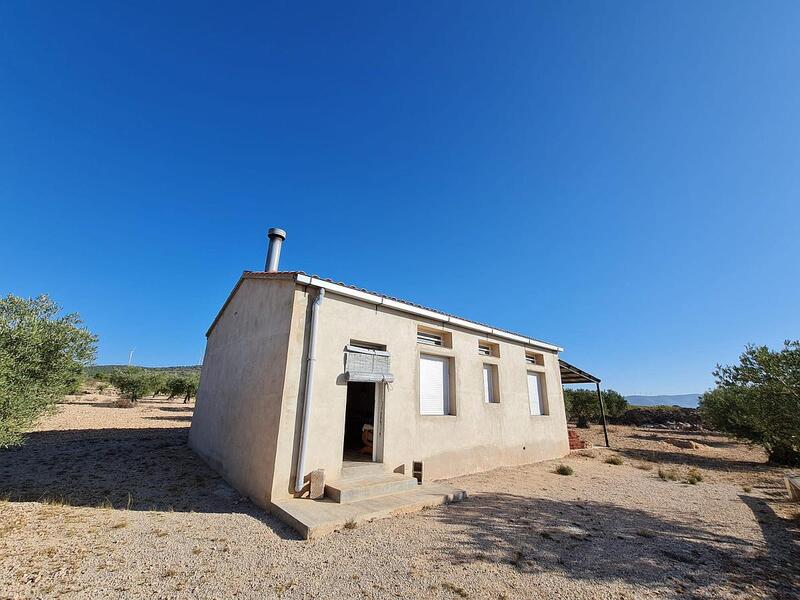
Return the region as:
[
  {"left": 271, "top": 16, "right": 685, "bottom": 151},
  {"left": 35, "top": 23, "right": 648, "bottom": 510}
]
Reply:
[
  {"left": 86, "top": 365, "right": 201, "bottom": 377},
  {"left": 625, "top": 394, "right": 701, "bottom": 408}
]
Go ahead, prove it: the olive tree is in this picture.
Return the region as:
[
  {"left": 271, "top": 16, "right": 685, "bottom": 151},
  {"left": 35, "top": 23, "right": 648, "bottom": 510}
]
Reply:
[
  {"left": 0, "top": 294, "right": 97, "bottom": 447},
  {"left": 182, "top": 374, "right": 200, "bottom": 403},
  {"left": 109, "top": 367, "right": 151, "bottom": 402},
  {"left": 563, "top": 388, "right": 627, "bottom": 428},
  {"left": 700, "top": 340, "right": 800, "bottom": 465}
]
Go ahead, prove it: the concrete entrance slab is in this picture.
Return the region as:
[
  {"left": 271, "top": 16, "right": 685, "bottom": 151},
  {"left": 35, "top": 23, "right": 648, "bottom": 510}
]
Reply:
[{"left": 270, "top": 482, "right": 467, "bottom": 539}]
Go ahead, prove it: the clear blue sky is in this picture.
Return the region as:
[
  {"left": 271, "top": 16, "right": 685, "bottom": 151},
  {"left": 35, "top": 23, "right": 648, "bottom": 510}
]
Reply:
[{"left": 2, "top": 2, "right": 798, "bottom": 395}]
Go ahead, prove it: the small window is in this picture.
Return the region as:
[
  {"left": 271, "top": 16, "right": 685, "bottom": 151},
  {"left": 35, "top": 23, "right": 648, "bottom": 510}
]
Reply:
[
  {"left": 483, "top": 364, "right": 499, "bottom": 403},
  {"left": 478, "top": 341, "right": 500, "bottom": 357},
  {"left": 350, "top": 340, "right": 386, "bottom": 352},
  {"left": 417, "top": 331, "right": 443, "bottom": 346},
  {"left": 527, "top": 371, "right": 548, "bottom": 415},
  {"left": 525, "top": 351, "right": 544, "bottom": 366},
  {"left": 420, "top": 354, "right": 451, "bottom": 415},
  {"left": 417, "top": 326, "right": 452, "bottom": 348}
]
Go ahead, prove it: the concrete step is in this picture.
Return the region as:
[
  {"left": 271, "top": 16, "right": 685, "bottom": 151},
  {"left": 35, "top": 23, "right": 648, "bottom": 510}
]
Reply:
[
  {"left": 341, "top": 461, "right": 386, "bottom": 479},
  {"left": 272, "top": 482, "right": 467, "bottom": 539},
  {"left": 325, "top": 473, "right": 419, "bottom": 504}
]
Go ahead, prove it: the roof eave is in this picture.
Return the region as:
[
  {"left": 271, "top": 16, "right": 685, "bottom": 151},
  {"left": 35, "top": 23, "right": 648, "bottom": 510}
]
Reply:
[{"left": 295, "top": 274, "right": 564, "bottom": 353}]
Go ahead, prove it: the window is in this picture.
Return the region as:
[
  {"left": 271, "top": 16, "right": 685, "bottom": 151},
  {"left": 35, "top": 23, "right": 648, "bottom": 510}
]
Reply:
[
  {"left": 525, "top": 351, "right": 544, "bottom": 366},
  {"left": 527, "top": 371, "right": 547, "bottom": 415},
  {"left": 417, "top": 326, "right": 452, "bottom": 348},
  {"left": 483, "top": 364, "right": 499, "bottom": 403},
  {"left": 349, "top": 340, "right": 386, "bottom": 351},
  {"left": 420, "top": 355, "right": 450, "bottom": 415},
  {"left": 417, "top": 331, "right": 443, "bottom": 346},
  {"left": 478, "top": 341, "right": 500, "bottom": 357}
]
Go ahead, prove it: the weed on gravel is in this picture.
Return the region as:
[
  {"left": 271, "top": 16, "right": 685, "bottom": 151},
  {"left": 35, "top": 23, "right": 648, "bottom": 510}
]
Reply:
[
  {"left": 604, "top": 456, "right": 623, "bottom": 466},
  {"left": 442, "top": 582, "right": 469, "bottom": 597},
  {"left": 658, "top": 468, "right": 679, "bottom": 481},
  {"left": 554, "top": 464, "right": 573, "bottom": 476},
  {"left": 685, "top": 468, "right": 704, "bottom": 485}
]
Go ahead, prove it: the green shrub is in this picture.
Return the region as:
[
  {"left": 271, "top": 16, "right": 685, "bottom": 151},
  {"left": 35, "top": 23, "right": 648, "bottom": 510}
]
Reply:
[
  {"left": 109, "top": 368, "right": 151, "bottom": 402},
  {"left": 554, "top": 464, "right": 574, "bottom": 476},
  {"left": 700, "top": 341, "right": 800, "bottom": 466},
  {"left": 563, "top": 389, "right": 627, "bottom": 427},
  {"left": 0, "top": 294, "right": 97, "bottom": 447}
]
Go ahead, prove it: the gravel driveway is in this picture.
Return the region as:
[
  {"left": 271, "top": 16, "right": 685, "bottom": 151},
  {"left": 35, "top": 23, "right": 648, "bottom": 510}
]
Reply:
[{"left": 1, "top": 395, "right": 798, "bottom": 599}]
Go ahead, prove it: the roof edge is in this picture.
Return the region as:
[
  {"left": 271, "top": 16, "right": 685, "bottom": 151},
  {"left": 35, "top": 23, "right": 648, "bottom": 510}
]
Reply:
[
  {"left": 294, "top": 274, "right": 563, "bottom": 353},
  {"left": 207, "top": 271, "right": 564, "bottom": 353}
]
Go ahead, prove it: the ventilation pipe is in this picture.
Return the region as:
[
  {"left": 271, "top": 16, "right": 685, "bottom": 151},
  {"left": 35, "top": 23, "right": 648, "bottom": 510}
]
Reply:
[
  {"left": 265, "top": 228, "right": 287, "bottom": 272},
  {"left": 294, "top": 287, "right": 325, "bottom": 493}
]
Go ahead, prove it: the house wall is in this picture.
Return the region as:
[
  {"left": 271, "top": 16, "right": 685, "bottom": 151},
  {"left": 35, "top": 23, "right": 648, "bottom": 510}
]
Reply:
[
  {"left": 271, "top": 283, "right": 569, "bottom": 500},
  {"left": 188, "top": 277, "right": 296, "bottom": 508}
]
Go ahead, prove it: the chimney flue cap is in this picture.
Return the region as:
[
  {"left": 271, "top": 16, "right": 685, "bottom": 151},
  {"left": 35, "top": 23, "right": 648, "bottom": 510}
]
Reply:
[{"left": 267, "top": 227, "right": 287, "bottom": 241}]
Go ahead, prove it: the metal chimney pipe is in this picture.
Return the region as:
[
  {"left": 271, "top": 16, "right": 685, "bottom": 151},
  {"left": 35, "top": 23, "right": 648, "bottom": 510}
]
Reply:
[{"left": 265, "top": 227, "right": 287, "bottom": 272}]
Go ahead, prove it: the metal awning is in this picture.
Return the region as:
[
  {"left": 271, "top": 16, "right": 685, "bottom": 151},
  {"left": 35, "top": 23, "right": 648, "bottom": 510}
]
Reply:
[
  {"left": 559, "top": 359, "right": 609, "bottom": 447},
  {"left": 559, "top": 359, "right": 601, "bottom": 384}
]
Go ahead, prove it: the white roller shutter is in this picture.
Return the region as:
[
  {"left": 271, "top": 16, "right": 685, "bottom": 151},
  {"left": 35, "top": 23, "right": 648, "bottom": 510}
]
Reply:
[
  {"left": 527, "top": 372, "right": 544, "bottom": 415},
  {"left": 420, "top": 355, "right": 449, "bottom": 415},
  {"left": 483, "top": 365, "right": 494, "bottom": 403}
]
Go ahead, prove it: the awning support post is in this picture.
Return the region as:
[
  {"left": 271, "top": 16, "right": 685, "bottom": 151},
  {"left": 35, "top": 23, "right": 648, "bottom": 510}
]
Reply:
[{"left": 596, "top": 382, "right": 610, "bottom": 448}]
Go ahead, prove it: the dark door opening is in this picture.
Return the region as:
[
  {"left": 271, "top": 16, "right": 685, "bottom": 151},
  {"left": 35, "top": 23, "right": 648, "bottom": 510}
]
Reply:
[{"left": 343, "top": 382, "right": 376, "bottom": 462}]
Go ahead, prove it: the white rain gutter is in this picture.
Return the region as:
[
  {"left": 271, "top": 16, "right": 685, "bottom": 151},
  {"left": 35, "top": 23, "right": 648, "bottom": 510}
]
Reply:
[
  {"left": 294, "top": 287, "right": 325, "bottom": 493},
  {"left": 294, "top": 274, "right": 563, "bottom": 353}
]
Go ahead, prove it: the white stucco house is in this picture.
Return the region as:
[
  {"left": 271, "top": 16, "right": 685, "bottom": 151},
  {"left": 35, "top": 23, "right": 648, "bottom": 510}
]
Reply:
[{"left": 189, "top": 229, "right": 597, "bottom": 536}]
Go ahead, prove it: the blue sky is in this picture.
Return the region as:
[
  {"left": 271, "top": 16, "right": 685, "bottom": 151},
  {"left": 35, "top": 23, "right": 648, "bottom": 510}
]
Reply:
[{"left": 1, "top": 2, "right": 798, "bottom": 395}]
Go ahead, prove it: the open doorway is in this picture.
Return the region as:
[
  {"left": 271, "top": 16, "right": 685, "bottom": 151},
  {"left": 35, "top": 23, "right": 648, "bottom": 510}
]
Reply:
[{"left": 343, "top": 381, "right": 381, "bottom": 463}]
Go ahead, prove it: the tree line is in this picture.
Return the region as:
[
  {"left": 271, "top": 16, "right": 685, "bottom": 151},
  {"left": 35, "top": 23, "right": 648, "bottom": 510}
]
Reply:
[
  {"left": 562, "top": 388, "right": 628, "bottom": 427},
  {"left": 98, "top": 368, "right": 199, "bottom": 403}
]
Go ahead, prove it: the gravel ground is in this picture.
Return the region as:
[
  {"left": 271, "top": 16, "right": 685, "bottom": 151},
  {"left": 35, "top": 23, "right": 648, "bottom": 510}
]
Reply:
[{"left": 1, "top": 395, "right": 798, "bottom": 599}]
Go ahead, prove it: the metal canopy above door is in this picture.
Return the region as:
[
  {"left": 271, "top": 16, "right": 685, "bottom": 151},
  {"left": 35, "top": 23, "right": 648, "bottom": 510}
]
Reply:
[{"left": 344, "top": 345, "right": 395, "bottom": 383}]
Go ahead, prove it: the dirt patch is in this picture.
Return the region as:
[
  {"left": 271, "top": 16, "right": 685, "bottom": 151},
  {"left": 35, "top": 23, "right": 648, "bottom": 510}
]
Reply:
[{"left": 1, "top": 398, "right": 798, "bottom": 599}]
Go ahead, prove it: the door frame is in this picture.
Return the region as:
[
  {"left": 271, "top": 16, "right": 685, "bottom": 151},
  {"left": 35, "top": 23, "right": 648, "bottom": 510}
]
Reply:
[{"left": 372, "top": 382, "right": 385, "bottom": 463}]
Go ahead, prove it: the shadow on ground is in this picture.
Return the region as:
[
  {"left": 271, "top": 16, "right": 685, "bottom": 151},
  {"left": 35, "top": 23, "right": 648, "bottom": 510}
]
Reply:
[
  {"left": 429, "top": 491, "right": 800, "bottom": 598},
  {"left": 613, "top": 445, "right": 772, "bottom": 475},
  {"left": 0, "top": 426, "right": 295, "bottom": 538}
]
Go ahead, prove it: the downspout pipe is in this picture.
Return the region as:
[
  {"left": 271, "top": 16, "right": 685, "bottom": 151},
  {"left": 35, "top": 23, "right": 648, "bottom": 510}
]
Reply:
[{"left": 294, "top": 287, "right": 325, "bottom": 493}]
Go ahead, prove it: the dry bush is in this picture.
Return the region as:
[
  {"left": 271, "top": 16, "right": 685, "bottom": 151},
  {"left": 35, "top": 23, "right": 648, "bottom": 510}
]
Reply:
[
  {"left": 685, "top": 468, "right": 704, "bottom": 484},
  {"left": 604, "top": 456, "right": 623, "bottom": 466},
  {"left": 113, "top": 398, "right": 134, "bottom": 408},
  {"left": 658, "top": 468, "right": 679, "bottom": 481},
  {"left": 554, "top": 464, "right": 574, "bottom": 476}
]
